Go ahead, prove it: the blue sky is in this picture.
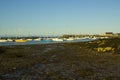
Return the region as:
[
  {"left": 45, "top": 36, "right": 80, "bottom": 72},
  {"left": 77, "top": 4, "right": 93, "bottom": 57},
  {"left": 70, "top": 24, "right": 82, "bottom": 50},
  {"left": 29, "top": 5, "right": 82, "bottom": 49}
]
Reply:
[{"left": 0, "top": 0, "right": 120, "bottom": 36}]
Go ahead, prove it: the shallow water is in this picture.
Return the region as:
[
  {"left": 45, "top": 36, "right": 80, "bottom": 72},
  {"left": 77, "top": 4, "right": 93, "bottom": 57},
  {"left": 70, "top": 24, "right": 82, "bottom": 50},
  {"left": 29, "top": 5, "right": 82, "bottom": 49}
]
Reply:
[{"left": 0, "top": 39, "right": 93, "bottom": 46}]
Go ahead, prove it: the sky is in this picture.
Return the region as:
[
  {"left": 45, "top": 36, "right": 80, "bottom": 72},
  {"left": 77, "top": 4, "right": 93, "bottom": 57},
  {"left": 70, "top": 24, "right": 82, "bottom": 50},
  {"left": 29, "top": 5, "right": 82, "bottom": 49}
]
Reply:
[{"left": 0, "top": 0, "right": 120, "bottom": 36}]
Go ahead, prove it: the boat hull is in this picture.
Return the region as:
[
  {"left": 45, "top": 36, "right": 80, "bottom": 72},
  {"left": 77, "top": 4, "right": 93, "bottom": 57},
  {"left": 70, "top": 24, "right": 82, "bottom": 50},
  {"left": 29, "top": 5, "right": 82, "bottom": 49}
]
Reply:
[
  {"left": 14, "top": 39, "right": 27, "bottom": 42},
  {"left": 0, "top": 40, "right": 7, "bottom": 42},
  {"left": 52, "top": 38, "right": 63, "bottom": 41}
]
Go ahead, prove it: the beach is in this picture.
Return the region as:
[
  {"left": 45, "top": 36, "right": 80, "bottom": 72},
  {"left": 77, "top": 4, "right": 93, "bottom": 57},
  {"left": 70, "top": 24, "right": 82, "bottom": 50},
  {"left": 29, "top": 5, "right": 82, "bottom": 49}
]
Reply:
[{"left": 0, "top": 38, "right": 120, "bottom": 80}]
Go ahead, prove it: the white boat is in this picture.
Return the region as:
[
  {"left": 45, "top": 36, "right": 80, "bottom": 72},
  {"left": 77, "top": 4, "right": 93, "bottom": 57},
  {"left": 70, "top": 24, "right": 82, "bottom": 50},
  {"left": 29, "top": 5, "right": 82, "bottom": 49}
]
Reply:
[
  {"left": 34, "top": 38, "right": 41, "bottom": 41},
  {"left": 100, "top": 37, "right": 109, "bottom": 39},
  {"left": 7, "top": 39, "right": 13, "bottom": 42},
  {"left": 75, "top": 37, "right": 87, "bottom": 40},
  {"left": 26, "top": 39, "right": 33, "bottom": 41},
  {"left": 91, "top": 37, "right": 99, "bottom": 40},
  {"left": 66, "top": 38, "right": 74, "bottom": 41},
  {"left": 0, "top": 39, "right": 8, "bottom": 42},
  {"left": 52, "top": 38, "right": 63, "bottom": 41}
]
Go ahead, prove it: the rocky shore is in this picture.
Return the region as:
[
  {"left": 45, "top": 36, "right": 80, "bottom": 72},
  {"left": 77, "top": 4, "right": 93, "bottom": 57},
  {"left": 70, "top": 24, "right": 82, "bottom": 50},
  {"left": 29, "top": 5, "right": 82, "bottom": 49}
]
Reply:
[{"left": 0, "top": 38, "right": 120, "bottom": 80}]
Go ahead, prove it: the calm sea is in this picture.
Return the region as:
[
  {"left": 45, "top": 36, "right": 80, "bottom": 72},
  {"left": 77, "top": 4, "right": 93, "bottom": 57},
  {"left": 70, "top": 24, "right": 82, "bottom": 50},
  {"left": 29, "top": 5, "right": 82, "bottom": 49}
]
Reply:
[{"left": 0, "top": 39, "right": 93, "bottom": 46}]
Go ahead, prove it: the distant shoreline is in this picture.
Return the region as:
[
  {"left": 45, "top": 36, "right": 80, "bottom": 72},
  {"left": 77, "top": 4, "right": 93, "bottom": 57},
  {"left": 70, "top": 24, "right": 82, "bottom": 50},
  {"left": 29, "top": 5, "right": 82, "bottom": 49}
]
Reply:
[{"left": 0, "top": 39, "right": 93, "bottom": 46}]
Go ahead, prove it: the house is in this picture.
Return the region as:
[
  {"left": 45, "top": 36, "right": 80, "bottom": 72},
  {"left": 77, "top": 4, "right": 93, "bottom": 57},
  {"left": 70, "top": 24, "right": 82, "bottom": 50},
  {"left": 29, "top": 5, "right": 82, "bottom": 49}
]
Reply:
[{"left": 104, "top": 32, "right": 114, "bottom": 36}]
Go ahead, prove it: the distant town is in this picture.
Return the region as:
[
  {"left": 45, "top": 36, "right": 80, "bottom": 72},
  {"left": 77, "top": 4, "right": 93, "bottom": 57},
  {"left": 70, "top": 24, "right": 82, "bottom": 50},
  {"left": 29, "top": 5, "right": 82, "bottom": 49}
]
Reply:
[
  {"left": 0, "top": 32, "right": 120, "bottom": 39},
  {"left": 0, "top": 32, "right": 120, "bottom": 43},
  {"left": 61, "top": 32, "right": 120, "bottom": 38}
]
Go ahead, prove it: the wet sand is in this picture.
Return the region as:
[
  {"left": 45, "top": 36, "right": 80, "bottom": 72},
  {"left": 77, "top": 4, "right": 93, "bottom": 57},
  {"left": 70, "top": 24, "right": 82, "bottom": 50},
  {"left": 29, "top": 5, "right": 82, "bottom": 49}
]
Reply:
[{"left": 0, "top": 38, "right": 120, "bottom": 80}]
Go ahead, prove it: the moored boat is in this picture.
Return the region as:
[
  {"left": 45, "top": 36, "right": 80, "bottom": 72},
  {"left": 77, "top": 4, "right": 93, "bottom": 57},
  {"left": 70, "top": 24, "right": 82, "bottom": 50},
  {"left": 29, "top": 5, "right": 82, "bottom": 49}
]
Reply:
[
  {"left": 52, "top": 38, "right": 63, "bottom": 41},
  {"left": 0, "top": 39, "right": 7, "bottom": 42},
  {"left": 26, "top": 39, "right": 33, "bottom": 41},
  {"left": 7, "top": 39, "right": 13, "bottom": 42},
  {"left": 66, "top": 38, "right": 74, "bottom": 41},
  {"left": 33, "top": 38, "right": 41, "bottom": 41},
  {"left": 14, "top": 39, "right": 27, "bottom": 42}
]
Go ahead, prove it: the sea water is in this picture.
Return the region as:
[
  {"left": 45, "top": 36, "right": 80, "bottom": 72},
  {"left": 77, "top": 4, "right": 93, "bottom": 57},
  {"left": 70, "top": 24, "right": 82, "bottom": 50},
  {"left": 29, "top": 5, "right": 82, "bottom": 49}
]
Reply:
[{"left": 0, "top": 39, "right": 93, "bottom": 46}]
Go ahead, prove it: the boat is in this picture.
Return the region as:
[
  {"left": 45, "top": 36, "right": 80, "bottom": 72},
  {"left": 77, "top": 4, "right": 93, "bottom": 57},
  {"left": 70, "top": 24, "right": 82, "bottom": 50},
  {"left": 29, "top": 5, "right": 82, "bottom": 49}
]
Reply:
[
  {"left": 7, "top": 39, "right": 13, "bottom": 42},
  {"left": 0, "top": 39, "right": 7, "bottom": 42},
  {"left": 33, "top": 38, "right": 41, "bottom": 41},
  {"left": 66, "top": 38, "right": 74, "bottom": 41},
  {"left": 91, "top": 37, "right": 99, "bottom": 40},
  {"left": 52, "top": 38, "right": 63, "bottom": 41},
  {"left": 26, "top": 39, "right": 33, "bottom": 41},
  {"left": 14, "top": 39, "right": 27, "bottom": 42}
]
